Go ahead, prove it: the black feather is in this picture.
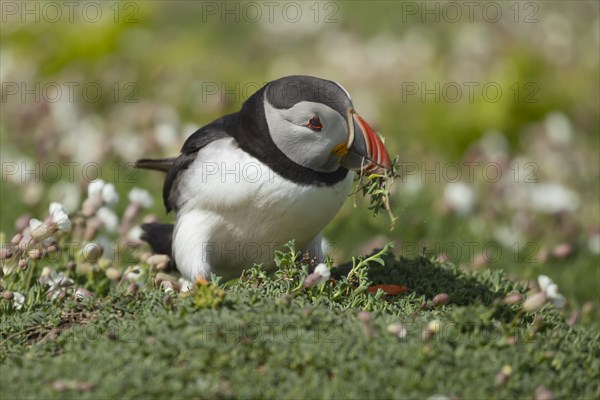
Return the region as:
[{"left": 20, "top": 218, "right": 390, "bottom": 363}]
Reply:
[
  {"left": 162, "top": 119, "right": 233, "bottom": 212},
  {"left": 140, "top": 223, "right": 175, "bottom": 264},
  {"left": 180, "top": 114, "right": 237, "bottom": 155},
  {"left": 135, "top": 158, "right": 176, "bottom": 173}
]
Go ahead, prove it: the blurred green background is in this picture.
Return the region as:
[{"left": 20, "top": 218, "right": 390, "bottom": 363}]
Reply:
[{"left": 1, "top": 1, "right": 598, "bottom": 321}]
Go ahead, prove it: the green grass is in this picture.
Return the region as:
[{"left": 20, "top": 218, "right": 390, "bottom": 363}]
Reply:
[{"left": 1, "top": 245, "right": 598, "bottom": 399}]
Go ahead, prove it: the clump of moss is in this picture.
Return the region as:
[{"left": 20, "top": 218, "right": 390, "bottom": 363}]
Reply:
[{"left": 192, "top": 278, "right": 226, "bottom": 309}]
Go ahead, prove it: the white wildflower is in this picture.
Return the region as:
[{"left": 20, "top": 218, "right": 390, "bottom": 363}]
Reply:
[
  {"left": 51, "top": 210, "right": 71, "bottom": 232},
  {"left": 179, "top": 278, "right": 194, "bottom": 293},
  {"left": 443, "top": 182, "right": 475, "bottom": 215},
  {"left": 538, "top": 275, "right": 566, "bottom": 308},
  {"left": 44, "top": 272, "right": 73, "bottom": 300},
  {"left": 29, "top": 218, "right": 43, "bottom": 230},
  {"left": 96, "top": 207, "right": 119, "bottom": 232},
  {"left": 524, "top": 275, "right": 566, "bottom": 310},
  {"left": 45, "top": 271, "right": 74, "bottom": 291},
  {"left": 529, "top": 183, "right": 579, "bottom": 213},
  {"left": 87, "top": 179, "right": 105, "bottom": 199},
  {"left": 101, "top": 183, "right": 119, "bottom": 206},
  {"left": 545, "top": 112, "right": 572, "bottom": 146},
  {"left": 303, "top": 263, "right": 331, "bottom": 288},
  {"left": 127, "top": 226, "right": 143, "bottom": 241},
  {"left": 12, "top": 292, "right": 25, "bottom": 310},
  {"left": 314, "top": 263, "right": 331, "bottom": 282},
  {"left": 29, "top": 218, "right": 54, "bottom": 242},
  {"left": 128, "top": 188, "right": 154, "bottom": 208},
  {"left": 49, "top": 202, "right": 67, "bottom": 216},
  {"left": 537, "top": 275, "right": 552, "bottom": 291}
]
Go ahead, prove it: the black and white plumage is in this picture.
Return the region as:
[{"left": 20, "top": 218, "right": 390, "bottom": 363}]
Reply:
[{"left": 136, "top": 75, "right": 391, "bottom": 283}]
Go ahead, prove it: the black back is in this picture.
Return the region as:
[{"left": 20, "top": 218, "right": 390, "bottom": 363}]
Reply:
[
  {"left": 164, "top": 76, "right": 352, "bottom": 213},
  {"left": 162, "top": 115, "right": 234, "bottom": 212}
]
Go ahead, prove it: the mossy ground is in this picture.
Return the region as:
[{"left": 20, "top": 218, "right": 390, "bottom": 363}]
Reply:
[{"left": 1, "top": 248, "right": 598, "bottom": 399}]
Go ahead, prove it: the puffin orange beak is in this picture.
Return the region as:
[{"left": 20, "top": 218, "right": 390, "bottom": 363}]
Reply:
[{"left": 339, "top": 109, "right": 392, "bottom": 173}]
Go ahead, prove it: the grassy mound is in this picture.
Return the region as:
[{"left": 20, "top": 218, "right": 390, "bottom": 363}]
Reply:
[{"left": 1, "top": 244, "right": 598, "bottom": 399}]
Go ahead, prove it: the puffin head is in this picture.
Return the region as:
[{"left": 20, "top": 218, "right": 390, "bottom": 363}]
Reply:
[{"left": 261, "top": 75, "right": 392, "bottom": 174}]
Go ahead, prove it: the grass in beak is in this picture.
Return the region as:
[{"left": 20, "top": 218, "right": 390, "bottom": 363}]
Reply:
[{"left": 352, "top": 155, "right": 400, "bottom": 230}]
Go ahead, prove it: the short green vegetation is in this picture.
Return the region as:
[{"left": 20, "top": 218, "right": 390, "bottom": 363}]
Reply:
[{"left": 1, "top": 243, "right": 598, "bottom": 399}]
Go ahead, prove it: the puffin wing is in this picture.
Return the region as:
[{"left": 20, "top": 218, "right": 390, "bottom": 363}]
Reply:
[
  {"left": 161, "top": 113, "right": 238, "bottom": 212},
  {"left": 135, "top": 113, "right": 238, "bottom": 259}
]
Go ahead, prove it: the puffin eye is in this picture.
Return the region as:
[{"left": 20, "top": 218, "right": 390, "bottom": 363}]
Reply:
[{"left": 307, "top": 115, "right": 322, "bottom": 131}]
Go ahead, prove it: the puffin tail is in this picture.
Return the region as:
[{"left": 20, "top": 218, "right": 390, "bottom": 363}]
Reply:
[
  {"left": 140, "top": 223, "right": 175, "bottom": 265},
  {"left": 135, "top": 158, "right": 176, "bottom": 173}
]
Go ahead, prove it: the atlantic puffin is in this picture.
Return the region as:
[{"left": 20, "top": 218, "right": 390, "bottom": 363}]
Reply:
[{"left": 136, "top": 75, "right": 391, "bottom": 282}]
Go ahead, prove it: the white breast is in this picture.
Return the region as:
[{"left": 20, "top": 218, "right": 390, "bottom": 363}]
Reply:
[{"left": 172, "top": 138, "right": 354, "bottom": 280}]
